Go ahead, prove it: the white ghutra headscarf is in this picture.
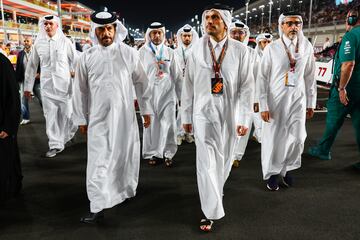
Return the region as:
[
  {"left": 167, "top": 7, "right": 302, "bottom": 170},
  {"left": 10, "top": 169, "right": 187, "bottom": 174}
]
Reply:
[
  {"left": 230, "top": 20, "right": 250, "bottom": 46},
  {"left": 145, "top": 22, "right": 166, "bottom": 45},
  {"left": 35, "top": 15, "right": 65, "bottom": 44},
  {"left": 176, "top": 24, "right": 199, "bottom": 49},
  {"left": 201, "top": 4, "right": 233, "bottom": 36},
  {"left": 90, "top": 10, "right": 128, "bottom": 45}
]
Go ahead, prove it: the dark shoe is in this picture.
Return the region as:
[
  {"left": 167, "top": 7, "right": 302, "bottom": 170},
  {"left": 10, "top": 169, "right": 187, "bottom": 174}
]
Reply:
[
  {"left": 353, "top": 162, "right": 360, "bottom": 170},
  {"left": 308, "top": 146, "right": 331, "bottom": 160},
  {"left": 45, "top": 148, "right": 64, "bottom": 158},
  {"left": 80, "top": 211, "right": 104, "bottom": 224},
  {"left": 266, "top": 175, "right": 279, "bottom": 191},
  {"left": 281, "top": 173, "right": 293, "bottom": 187}
]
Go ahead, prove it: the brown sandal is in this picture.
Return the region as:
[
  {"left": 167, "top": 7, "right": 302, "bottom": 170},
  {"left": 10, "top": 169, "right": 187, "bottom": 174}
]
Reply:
[
  {"left": 164, "top": 158, "right": 173, "bottom": 167},
  {"left": 148, "top": 157, "right": 163, "bottom": 166}
]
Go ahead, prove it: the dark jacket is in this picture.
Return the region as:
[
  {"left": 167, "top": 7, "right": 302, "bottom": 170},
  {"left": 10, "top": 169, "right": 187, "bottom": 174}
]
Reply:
[{"left": 15, "top": 49, "right": 40, "bottom": 84}]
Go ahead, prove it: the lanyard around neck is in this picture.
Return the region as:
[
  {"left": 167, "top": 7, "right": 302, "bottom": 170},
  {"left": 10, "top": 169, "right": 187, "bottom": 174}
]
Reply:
[
  {"left": 182, "top": 47, "right": 188, "bottom": 66},
  {"left": 149, "top": 43, "right": 164, "bottom": 62},
  {"left": 281, "top": 36, "right": 299, "bottom": 69},
  {"left": 207, "top": 38, "right": 228, "bottom": 78}
]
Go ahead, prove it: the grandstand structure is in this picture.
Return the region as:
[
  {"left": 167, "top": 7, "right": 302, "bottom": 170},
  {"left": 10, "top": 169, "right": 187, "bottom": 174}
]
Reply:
[
  {"left": 232, "top": 0, "right": 356, "bottom": 48},
  {"left": 0, "top": 0, "right": 92, "bottom": 43}
]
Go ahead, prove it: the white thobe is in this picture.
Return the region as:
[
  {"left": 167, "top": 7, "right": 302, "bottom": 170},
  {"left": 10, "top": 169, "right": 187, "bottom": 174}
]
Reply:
[
  {"left": 233, "top": 46, "right": 260, "bottom": 161},
  {"left": 25, "top": 33, "right": 78, "bottom": 150},
  {"left": 174, "top": 45, "right": 193, "bottom": 137},
  {"left": 182, "top": 36, "right": 254, "bottom": 220},
  {"left": 258, "top": 36, "right": 316, "bottom": 180},
  {"left": 72, "top": 42, "right": 153, "bottom": 213},
  {"left": 139, "top": 43, "right": 182, "bottom": 160}
]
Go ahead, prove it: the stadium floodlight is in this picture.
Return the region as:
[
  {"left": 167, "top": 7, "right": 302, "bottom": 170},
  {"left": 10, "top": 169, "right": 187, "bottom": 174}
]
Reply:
[
  {"left": 245, "top": 0, "right": 250, "bottom": 25},
  {"left": 268, "top": 0, "right": 273, "bottom": 28},
  {"left": 259, "top": 5, "right": 265, "bottom": 28}
]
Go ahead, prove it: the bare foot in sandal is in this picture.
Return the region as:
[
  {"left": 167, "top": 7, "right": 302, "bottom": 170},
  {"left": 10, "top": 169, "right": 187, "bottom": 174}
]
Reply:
[
  {"left": 164, "top": 158, "right": 173, "bottom": 167},
  {"left": 200, "top": 218, "right": 213, "bottom": 232}
]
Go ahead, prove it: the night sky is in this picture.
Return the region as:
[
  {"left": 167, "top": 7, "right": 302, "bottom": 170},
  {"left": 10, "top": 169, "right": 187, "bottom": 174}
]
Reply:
[{"left": 79, "top": 0, "right": 246, "bottom": 33}]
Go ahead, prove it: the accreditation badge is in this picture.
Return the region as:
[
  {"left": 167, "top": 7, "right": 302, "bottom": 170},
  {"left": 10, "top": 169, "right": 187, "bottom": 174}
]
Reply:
[
  {"left": 156, "top": 61, "right": 165, "bottom": 80},
  {"left": 211, "top": 76, "right": 223, "bottom": 95},
  {"left": 285, "top": 68, "right": 297, "bottom": 87}
]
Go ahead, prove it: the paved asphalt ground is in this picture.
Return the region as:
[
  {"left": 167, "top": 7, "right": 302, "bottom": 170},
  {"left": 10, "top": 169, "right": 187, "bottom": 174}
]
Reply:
[{"left": 1, "top": 97, "right": 359, "bottom": 240}]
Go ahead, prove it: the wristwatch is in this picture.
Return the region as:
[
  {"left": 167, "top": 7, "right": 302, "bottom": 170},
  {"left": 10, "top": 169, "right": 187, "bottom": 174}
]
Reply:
[{"left": 338, "top": 87, "right": 345, "bottom": 91}]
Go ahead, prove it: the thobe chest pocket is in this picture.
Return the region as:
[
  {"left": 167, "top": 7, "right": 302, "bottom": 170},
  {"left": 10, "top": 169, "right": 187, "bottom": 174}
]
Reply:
[
  {"left": 37, "top": 48, "right": 50, "bottom": 64},
  {"left": 56, "top": 50, "right": 67, "bottom": 63}
]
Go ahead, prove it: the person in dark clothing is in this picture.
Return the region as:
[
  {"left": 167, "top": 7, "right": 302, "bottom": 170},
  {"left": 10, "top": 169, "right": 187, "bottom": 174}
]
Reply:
[
  {"left": 15, "top": 36, "right": 42, "bottom": 125},
  {"left": 0, "top": 53, "right": 22, "bottom": 201}
]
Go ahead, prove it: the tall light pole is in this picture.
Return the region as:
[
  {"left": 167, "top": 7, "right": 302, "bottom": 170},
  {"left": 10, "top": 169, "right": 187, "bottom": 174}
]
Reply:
[
  {"left": 259, "top": 5, "right": 265, "bottom": 28},
  {"left": 308, "top": 0, "right": 313, "bottom": 38},
  {"left": 1, "top": 0, "right": 7, "bottom": 42},
  {"left": 268, "top": 1, "right": 273, "bottom": 28},
  {"left": 245, "top": 0, "right": 250, "bottom": 25},
  {"left": 57, "top": 0, "right": 62, "bottom": 28}
]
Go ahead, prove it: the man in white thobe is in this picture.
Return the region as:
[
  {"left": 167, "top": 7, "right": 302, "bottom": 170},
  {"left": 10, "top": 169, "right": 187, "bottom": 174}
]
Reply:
[
  {"left": 24, "top": 15, "right": 78, "bottom": 158},
  {"left": 258, "top": 12, "right": 316, "bottom": 191},
  {"left": 72, "top": 10, "right": 152, "bottom": 223},
  {"left": 252, "top": 33, "right": 274, "bottom": 142},
  {"left": 182, "top": 4, "right": 254, "bottom": 231},
  {"left": 255, "top": 33, "right": 273, "bottom": 58},
  {"left": 229, "top": 20, "right": 260, "bottom": 168},
  {"left": 139, "top": 22, "right": 182, "bottom": 167},
  {"left": 174, "top": 24, "right": 199, "bottom": 145}
]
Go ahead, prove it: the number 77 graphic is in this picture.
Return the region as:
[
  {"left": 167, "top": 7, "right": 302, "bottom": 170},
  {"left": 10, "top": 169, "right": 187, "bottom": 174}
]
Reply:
[{"left": 318, "top": 67, "right": 327, "bottom": 77}]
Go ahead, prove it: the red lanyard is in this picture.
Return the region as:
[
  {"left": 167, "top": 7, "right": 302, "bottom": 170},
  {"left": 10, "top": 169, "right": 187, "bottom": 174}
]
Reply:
[
  {"left": 281, "top": 36, "right": 299, "bottom": 70},
  {"left": 207, "top": 38, "right": 228, "bottom": 78}
]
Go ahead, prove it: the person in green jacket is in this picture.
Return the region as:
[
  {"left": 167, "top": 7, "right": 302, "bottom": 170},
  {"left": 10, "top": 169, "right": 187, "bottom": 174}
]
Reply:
[{"left": 308, "top": 6, "right": 360, "bottom": 169}]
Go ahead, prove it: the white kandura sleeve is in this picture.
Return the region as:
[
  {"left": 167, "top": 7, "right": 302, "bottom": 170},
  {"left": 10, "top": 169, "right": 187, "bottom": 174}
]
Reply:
[
  {"left": 181, "top": 52, "right": 195, "bottom": 125},
  {"left": 24, "top": 45, "right": 40, "bottom": 93},
  {"left": 258, "top": 46, "right": 272, "bottom": 113},
  {"left": 72, "top": 53, "right": 89, "bottom": 126},
  {"left": 304, "top": 47, "right": 317, "bottom": 109},
  {"left": 132, "top": 53, "right": 153, "bottom": 116},
  {"left": 237, "top": 48, "right": 255, "bottom": 129}
]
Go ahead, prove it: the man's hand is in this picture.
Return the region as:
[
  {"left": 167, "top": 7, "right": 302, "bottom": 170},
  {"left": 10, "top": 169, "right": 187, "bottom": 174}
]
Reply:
[
  {"left": 70, "top": 71, "right": 75, "bottom": 78},
  {"left": 306, "top": 108, "right": 314, "bottom": 119},
  {"left": 236, "top": 125, "right": 248, "bottom": 136},
  {"left": 35, "top": 73, "right": 40, "bottom": 80},
  {"left": 183, "top": 124, "right": 192, "bottom": 133},
  {"left": 0, "top": 131, "right": 9, "bottom": 139},
  {"left": 261, "top": 111, "right": 271, "bottom": 122},
  {"left": 24, "top": 91, "right": 32, "bottom": 100},
  {"left": 143, "top": 115, "right": 151, "bottom": 128},
  {"left": 79, "top": 125, "right": 88, "bottom": 135},
  {"left": 339, "top": 89, "right": 349, "bottom": 106}
]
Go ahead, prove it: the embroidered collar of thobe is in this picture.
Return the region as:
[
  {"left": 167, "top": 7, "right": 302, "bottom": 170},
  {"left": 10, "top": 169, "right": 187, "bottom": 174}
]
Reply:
[{"left": 209, "top": 36, "right": 228, "bottom": 59}]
